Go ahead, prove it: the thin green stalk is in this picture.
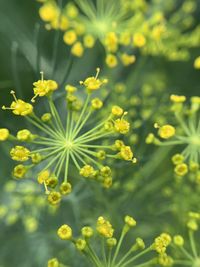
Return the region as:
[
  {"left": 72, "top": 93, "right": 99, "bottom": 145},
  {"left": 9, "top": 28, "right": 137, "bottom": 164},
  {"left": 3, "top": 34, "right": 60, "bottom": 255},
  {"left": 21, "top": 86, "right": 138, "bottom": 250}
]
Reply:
[
  {"left": 74, "top": 116, "right": 111, "bottom": 142},
  {"left": 111, "top": 228, "right": 127, "bottom": 266},
  {"left": 69, "top": 151, "right": 81, "bottom": 170},
  {"left": 189, "top": 230, "right": 198, "bottom": 258},
  {"left": 30, "top": 146, "right": 58, "bottom": 154},
  {"left": 42, "top": 151, "right": 63, "bottom": 171},
  {"left": 31, "top": 113, "right": 64, "bottom": 139},
  {"left": 120, "top": 247, "right": 152, "bottom": 267},
  {"left": 174, "top": 260, "right": 192, "bottom": 266},
  {"left": 48, "top": 98, "right": 65, "bottom": 135},
  {"left": 64, "top": 150, "right": 70, "bottom": 182},
  {"left": 76, "top": 131, "right": 113, "bottom": 144},
  {"left": 115, "top": 246, "right": 134, "bottom": 267},
  {"left": 86, "top": 243, "right": 103, "bottom": 267},
  {"left": 72, "top": 94, "right": 90, "bottom": 136},
  {"left": 72, "top": 109, "right": 93, "bottom": 139},
  {"left": 66, "top": 109, "right": 71, "bottom": 138},
  {"left": 27, "top": 116, "right": 62, "bottom": 140},
  {"left": 74, "top": 148, "right": 102, "bottom": 168},
  {"left": 56, "top": 149, "right": 67, "bottom": 178},
  {"left": 69, "top": 112, "right": 75, "bottom": 141},
  {"left": 101, "top": 238, "right": 107, "bottom": 265},
  {"left": 175, "top": 113, "right": 191, "bottom": 136}
]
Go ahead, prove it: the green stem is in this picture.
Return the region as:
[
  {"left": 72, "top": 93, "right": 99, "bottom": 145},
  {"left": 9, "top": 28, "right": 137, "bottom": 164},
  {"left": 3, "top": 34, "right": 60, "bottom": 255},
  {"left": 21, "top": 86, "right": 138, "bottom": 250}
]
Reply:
[
  {"left": 69, "top": 151, "right": 81, "bottom": 170},
  {"left": 120, "top": 247, "right": 152, "bottom": 267},
  {"left": 64, "top": 150, "right": 70, "bottom": 182},
  {"left": 74, "top": 116, "right": 111, "bottom": 142},
  {"left": 72, "top": 108, "right": 93, "bottom": 139},
  {"left": 189, "top": 230, "right": 198, "bottom": 258},
  {"left": 48, "top": 97, "right": 65, "bottom": 135},
  {"left": 56, "top": 149, "right": 67, "bottom": 178},
  {"left": 27, "top": 116, "right": 62, "bottom": 140},
  {"left": 86, "top": 243, "right": 103, "bottom": 267},
  {"left": 72, "top": 94, "right": 90, "bottom": 137},
  {"left": 111, "top": 228, "right": 127, "bottom": 266}
]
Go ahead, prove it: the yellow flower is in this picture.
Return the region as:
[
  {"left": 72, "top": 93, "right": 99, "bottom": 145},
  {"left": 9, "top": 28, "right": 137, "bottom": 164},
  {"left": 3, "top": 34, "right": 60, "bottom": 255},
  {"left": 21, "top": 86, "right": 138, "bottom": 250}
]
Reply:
[
  {"left": 63, "top": 30, "right": 77, "bottom": 45},
  {"left": 17, "top": 129, "right": 32, "bottom": 141},
  {"left": 104, "top": 32, "right": 118, "bottom": 53},
  {"left": 174, "top": 163, "right": 188, "bottom": 176},
  {"left": 31, "top": 153, "right": 42, "bottom": 164},
  {"left": 119, "top": 32, "right": 131, "bottom": 45},
  {"left": 65, "top": 85, "right": 77, "bottom": 93},
  {"left": 170, "top": 94, "right": 186, "bottom": 103},
  {"left": 119, "top": 146, "right": 133, "bottom": 161},
  {"left": 107, "top": 238, "right": 117, "bottom": 247},
  {"left": 154, "top": 233, "right": 171, "bottom": 254},
  {"left": 81, "top": 226, "right": 94, "bottom": 238},
  {"left": 120, "top": 53, "right": 136, "bottom": 66},
  {"left": 91, "top": 98, "right": 103, "bottom": 109},
  {"left": 57, "top": 224, "right": 72, "bottom": 240},
  {"left": 158, "top": 125, "right": 176, "bottom": 139},
  {"left": 37, "top": 170, "right": 50, "bottom": 184},
  {"left": 66, "top": 3, "right": 78, "bottom": 18},
  {"left": 136, "top": 238, "right": 145, "bottom": 249},
  {"left": 47, "top": 258, "right": 59, "bottom": 267},
  {"left": 133, "top": 33, "right": 146, "bottom": 47},
  {"left": 83, "top": 34, "right": 95, "bottom": 48},
  {"left": 102, "top": 176, "right": 113, "bottom": 189},
  {"left": 75, "top": 238, "right": 86, "bottom": 251},
  {"left": 41, "top": 112, "right": 52, "bottom": 122},
  {"left": 173, "top": 235, "right": 184, "bottom": 246},
  {"left": 112, "top": 105, "right": 124, "bottom": 116},
  {"left": 194, "top": 56, "right": 200, "bottom": 69},
  {"left": 39, "top": 2, "right": 59, "bottom": 22},
  {"left": 80, "top": 68, "right": 107, "bottom": 92},
  {"left": 48, "top": 191, "right": 61, "bottom": 205},
  {"left": 71, "top": 42, "right": 84, "bottom": 57},
  {"left": 124, "top": 215, "right": 137, "bottom": 227},
  {"left": 79, "top": 165, "right": 95, "bottom": 178},
  {"left": 59, "top": 182, "right": 72, "bottom": 195},
  {"left": 13, "top": 164, "right": 27, "bottom": 179},
  {"left": 10, "top": 146, "right": 30, "bottom": 162},
  {"left": 187, "top": 219, "right": 198, "bottom": 231},
  {"left": 2, "top": 91, "right": 33, "bottom": 116},
  {"left": 96, "top": 216, "right": 114, "bottom": 238},
  {"left": 0, "top": 128, "right": 9, "bottom": 141},
  {"left": 158, "top": 253, "right": 174, "bottom": 266},
  {"left": 106, "top": 54, "right": 118, "bottom": 68},
  {"left": 114, "top": 118, "right": 130, "bottom": 134},
  {"left": 32, "top": 74, "right": 58, "bottom": 102},
  {"left": 145, "top": 133, "right": 155, "bottom": 144},
  {"left": 171, "top": 154, "right": 184, "bottom": 165}
]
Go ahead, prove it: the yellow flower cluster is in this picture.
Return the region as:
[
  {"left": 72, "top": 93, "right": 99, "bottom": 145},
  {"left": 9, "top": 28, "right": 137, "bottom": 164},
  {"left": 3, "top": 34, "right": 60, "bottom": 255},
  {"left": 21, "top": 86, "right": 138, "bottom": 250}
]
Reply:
[
  {"left": 96, "top": 216, "right": 114, "bottom": 238},
  {"left": 2, "top": 69, "right": 135, "bottom": 205},
  {"left": 38, "top": 0, "right": 200, "bottom": 67},
  {"left": 153, "top": 233, "right": 171, "bottom": 254}
]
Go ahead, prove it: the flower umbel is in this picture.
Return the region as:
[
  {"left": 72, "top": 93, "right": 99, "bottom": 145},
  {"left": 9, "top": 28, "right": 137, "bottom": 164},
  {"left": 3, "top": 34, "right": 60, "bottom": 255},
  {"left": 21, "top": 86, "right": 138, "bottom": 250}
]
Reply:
[{"left": 2, "top": 69, "right": 134, "bottom": 203}]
